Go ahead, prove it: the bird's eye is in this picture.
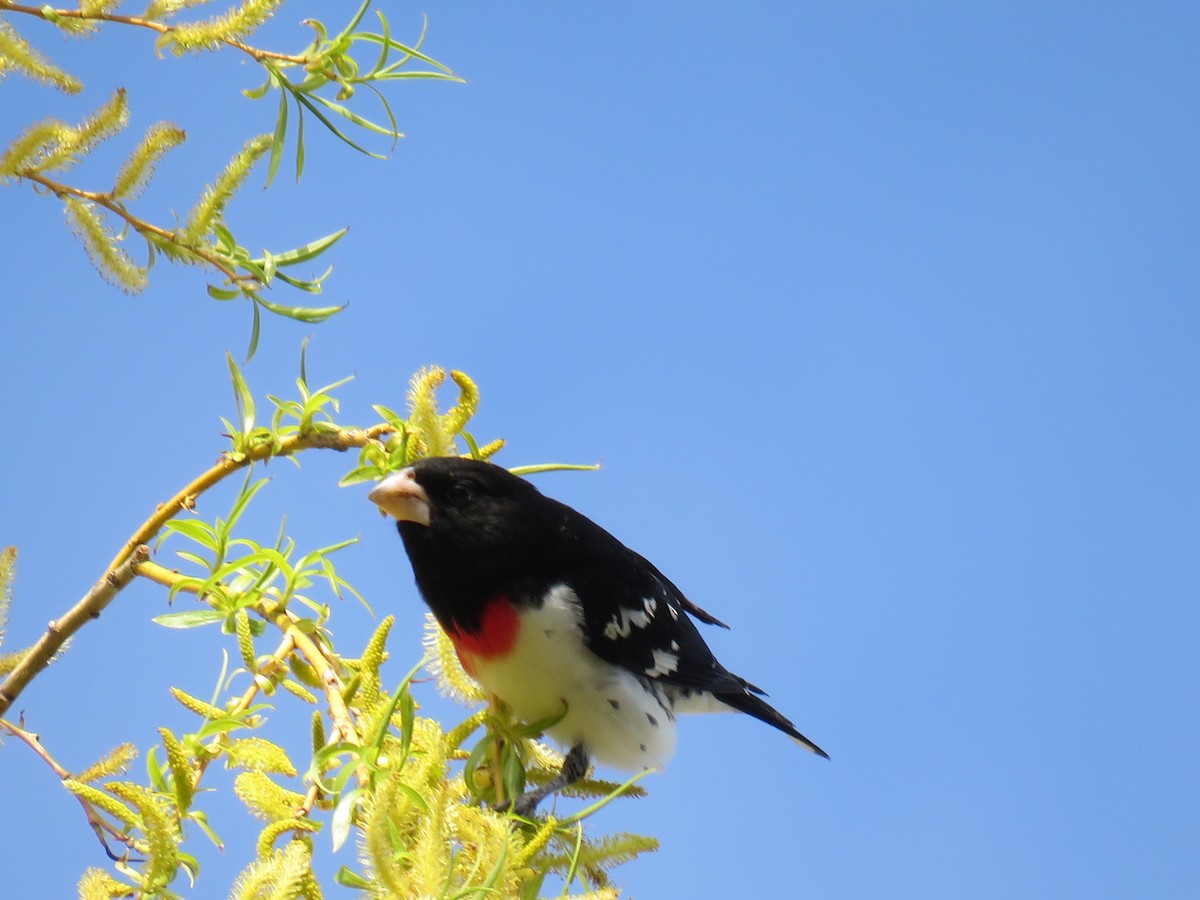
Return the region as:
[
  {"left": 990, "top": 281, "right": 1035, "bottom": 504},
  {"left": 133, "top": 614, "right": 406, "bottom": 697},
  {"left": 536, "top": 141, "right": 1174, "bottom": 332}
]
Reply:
[{"left": 446, "top": 481, "right": 473, "bottom": 506}]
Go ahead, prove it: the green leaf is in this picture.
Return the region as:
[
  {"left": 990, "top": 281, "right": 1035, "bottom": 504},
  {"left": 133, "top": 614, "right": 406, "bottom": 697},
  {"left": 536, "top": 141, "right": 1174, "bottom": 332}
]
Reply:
[
  {"left": 265, "top": 87, "right": 288, "bottom": 188},
  {"left": 152, "top": 609, "right": 226, "bottom": 629},
  {"left": 187, "top": 810, "right": 225, "bottom": 851},
  {"left": 207, "top": 284, "right": 240, "bottom": 301},
  {"left": 330, "top": 787, "right": 360, "bottom": 852},
  {"left": 507, "top": 463, "right": 601, "bottom": 477},
  {"left": 266, "top": 228, "right": 348, "bottom": 267},
  {"left": 354, "top": 31, "right": 456, "bottom": 76},
  {"left": 293, "top": 90, "right": 385, "bottom": 158},
  {"left": 332, "top": 0, "right": 373, "bottom": 44},
  {"left": 243, "top": 76, "right": 272, "bottom": 100},
  {"left": 334, "top": 868, "right": 371, "bottom": 889},
  {"left": 294, "top": 94, "right": 306, "bottom": 180},
  {"left": 254, "top": 293, "right": 345, "bottom": 323},
  {"left": 226, "top": 351, "right": 256, "bottom": 433},
  {"left": 162, "top": 518, "right": 219, "bottom": 550},
  {"left": 307, "top": 93, "right": 398, "bottom": 138},
  {"left": 247, "top": 298, "right": 262, "bottom": 362},
  {"left": 225, "top": 473, "right": 270, "bottom": 533}
]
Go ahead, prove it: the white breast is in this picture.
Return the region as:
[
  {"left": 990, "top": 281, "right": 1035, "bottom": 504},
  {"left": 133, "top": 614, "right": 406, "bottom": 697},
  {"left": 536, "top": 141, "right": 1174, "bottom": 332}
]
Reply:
[{"left": 469, "top": 584, "right": 678, "bottom": 772}]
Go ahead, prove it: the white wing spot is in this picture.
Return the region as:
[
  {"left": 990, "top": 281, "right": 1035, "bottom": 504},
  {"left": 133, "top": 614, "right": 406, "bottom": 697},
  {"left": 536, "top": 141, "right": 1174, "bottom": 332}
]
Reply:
[
  {"left": 603, "top": 604, "right": 654, "bottom": 640},
  {"left": 645, "top": 648, "right": 679, "bottom": 678},
  {"left": 643, "top": 597, "right": 657, "bottom": 615},
  {"left": 667, "top": 603, "right": 679, "bottom": 620},
  {"left": 669, "top": 640, "right": 680, "bottom": 652}
]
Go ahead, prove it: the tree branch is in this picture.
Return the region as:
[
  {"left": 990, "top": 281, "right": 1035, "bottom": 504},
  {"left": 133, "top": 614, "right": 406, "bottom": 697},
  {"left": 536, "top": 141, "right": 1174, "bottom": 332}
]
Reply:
[
  {"left": 0, "top": 717, "right": 141, "bottom": 858},
  {"left": 0, "top": 544, "right": 148, "bottom": 717},
  {"left": 0, "top": 1, "right": 309, "bottom": 64},
  {"left": 19, "top": 170, "right": 247, "bottom": 283},
  {"left": 135, "top": 560, "right": 363, "bottom": 772},
  {"left": 0, "top": 422, "right": 393, "bottom": 719}
]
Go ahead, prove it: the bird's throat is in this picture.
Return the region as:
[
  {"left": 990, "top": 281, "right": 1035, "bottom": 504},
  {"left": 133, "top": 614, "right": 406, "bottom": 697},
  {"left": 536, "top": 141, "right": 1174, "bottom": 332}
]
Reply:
[{"left": 445, "top": 595, "right": 520, "bottom": 677}]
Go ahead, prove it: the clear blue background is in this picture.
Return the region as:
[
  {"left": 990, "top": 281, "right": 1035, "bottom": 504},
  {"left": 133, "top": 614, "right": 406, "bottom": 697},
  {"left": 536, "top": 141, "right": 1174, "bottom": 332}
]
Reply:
[{"left": 2, "top": 2, "right": 1197, "bottom": 897}]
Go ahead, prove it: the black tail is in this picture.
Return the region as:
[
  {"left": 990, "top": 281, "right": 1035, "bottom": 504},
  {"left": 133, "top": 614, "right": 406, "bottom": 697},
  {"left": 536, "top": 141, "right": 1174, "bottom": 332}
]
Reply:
[{"left": 719, "top": 685, "right": 830, "bottom": 759}]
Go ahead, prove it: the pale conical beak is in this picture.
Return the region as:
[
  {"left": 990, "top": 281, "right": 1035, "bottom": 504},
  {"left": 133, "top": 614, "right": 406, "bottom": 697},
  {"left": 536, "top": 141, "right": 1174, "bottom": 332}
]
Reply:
[{"left": 367, "top": 468, "right": 431, "bottom": 526}]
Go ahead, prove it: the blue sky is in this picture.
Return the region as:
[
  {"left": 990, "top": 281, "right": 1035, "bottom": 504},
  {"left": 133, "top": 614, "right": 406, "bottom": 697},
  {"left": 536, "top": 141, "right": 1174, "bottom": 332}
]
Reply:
[{"left": 2, "top": 2, "right": 1197, "bottom": 896}]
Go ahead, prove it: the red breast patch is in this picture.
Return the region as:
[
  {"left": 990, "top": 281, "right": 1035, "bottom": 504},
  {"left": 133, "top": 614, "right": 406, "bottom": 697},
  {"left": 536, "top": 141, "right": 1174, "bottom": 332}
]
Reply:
[{"left": 446, "top": 595, "right": 520, "bottom": 676}]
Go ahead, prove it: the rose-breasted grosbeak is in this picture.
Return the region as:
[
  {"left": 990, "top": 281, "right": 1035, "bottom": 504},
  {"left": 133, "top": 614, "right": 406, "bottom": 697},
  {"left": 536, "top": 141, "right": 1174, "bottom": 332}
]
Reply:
[{"left": 369, "top": 457, "right": 827, "bottom": 813}]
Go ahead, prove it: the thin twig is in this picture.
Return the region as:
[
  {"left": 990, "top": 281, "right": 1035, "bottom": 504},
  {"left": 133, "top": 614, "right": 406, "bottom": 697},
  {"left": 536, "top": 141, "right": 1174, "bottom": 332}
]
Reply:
[
  {"left": 0, "top": 545, "right": 149, "bottom": 718},
  {"left": 0, "top": 423, "right": 393, "bottom": 718},
  {"left": 135, "top": 560, "right": 366, "bottom": 783},
  {"left": 109, "top": 423, "right": 392, "bottom": 572},
  {"left": 0, "top": 1, "right": 309, "bottom": 65},
  {"left": 19, "top": 170, "right": 246, "bottom": 283},
  {"left": 0, "top": 717, "right": 141, "bottom": 858}
]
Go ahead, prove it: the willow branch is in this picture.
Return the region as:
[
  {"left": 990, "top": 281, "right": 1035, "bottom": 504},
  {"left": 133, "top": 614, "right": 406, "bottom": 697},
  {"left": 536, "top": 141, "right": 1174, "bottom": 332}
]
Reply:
[
  {"left": 0, "top": 717, "right": 140, "bottom": 857},
  {"left": 0, "top": 545, "right": 149, "bottom": 718},
  {"left": 135, "top": 560, "right": 362, "bottom": 767},
  {"left": 0, "top": 1, "right": 308, "bottom": 64},
  {"left": 0, "top": 422, "right": 393, "bottom": 719},
  {"left": 19, "top": 170, "right": 246, "bottom": 283},
  {"left": 108, "top": 423, "right": 393, "bottom": 572}
]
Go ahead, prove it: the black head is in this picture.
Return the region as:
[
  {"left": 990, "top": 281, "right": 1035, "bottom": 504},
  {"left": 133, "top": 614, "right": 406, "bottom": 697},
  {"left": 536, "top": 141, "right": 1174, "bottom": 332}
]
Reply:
[{"left": 369, "top": 457, "right": 578, "bottom": 621}]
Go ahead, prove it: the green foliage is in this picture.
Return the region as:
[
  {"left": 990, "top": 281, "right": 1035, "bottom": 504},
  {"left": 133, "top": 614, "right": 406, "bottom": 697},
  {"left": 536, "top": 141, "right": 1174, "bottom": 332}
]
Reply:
[
  {"left": 56, "top": 361, "right": 644, "bottom": 896},
  {"left": 0, "top": 0, "right": 459, "bottom": 355},
  {"left": 3, "top": 7, "right": 658, "bottom": 892},
  {"left": 247, "top": 2, "right": 463, "bottom": 184}
]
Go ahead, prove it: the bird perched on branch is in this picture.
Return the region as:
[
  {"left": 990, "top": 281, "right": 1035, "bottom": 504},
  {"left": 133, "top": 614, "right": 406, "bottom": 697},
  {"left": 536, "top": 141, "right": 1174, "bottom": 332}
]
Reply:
[{"left": 369, "top": 456, "right": 827, "bottom": 814}]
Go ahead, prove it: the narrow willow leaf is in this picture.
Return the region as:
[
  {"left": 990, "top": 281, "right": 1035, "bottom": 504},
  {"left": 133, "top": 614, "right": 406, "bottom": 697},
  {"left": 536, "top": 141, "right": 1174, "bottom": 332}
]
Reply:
[
  {"left": 331, "top": 0, "right": 373, "bottom": 44},
  {"left": 294, "top": 99, "right": 306, "bottom": 180},
  {"left": 207, "top": 283, "right": 241, "bottom": 300},
  {"left": 161, "top": 517, "right": 219, "bottom": 550},
  {"left": 330, "top": 787, "right": 360, "bottom": 852},
  {"left": 363, "top": 81, "right": 401, "bottom": 148},
  {"left": 274, "top": 268, "right": 332, "bottom": 292},
  {"left": 265, "top": 87, "right": 288, "bottom": 187},
  {"left": 188, "top": 808, "right": 225, "bottom": 851},
  {"left": 151, "top": 609, "right": 226, "bottom": 629},
  {"left": 307, "top": 93, "right": 398, "bottom": 138},
  {"left": 226, "top": 351, "right": 256, "bottom": 434},
  {"left": 293, "top": 91, "right": 385, "bottom": 159},
  {"left": 353, "top": 27, "right": 457, "bottom": 75},
  {"left": 263, "top": 228, "right": 348, "bottom": 267},
  {"left": 253, "top": 293, "right": 345, "bottom": 323},
  {"left": 507, "top": 463, "right": 601, "bottom": 477},
  {"left": 247, "top": 298, "right": 262, "bottom": 362},
  {"left": 243, "top": 73, "right": 273, "bottom": 100}
]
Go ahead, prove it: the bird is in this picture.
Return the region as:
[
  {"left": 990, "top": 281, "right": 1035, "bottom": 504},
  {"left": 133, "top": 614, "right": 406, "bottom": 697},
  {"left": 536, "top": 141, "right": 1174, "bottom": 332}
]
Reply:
[{"left": 368, "top": 456, "right": 827, "bottom": 814}]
